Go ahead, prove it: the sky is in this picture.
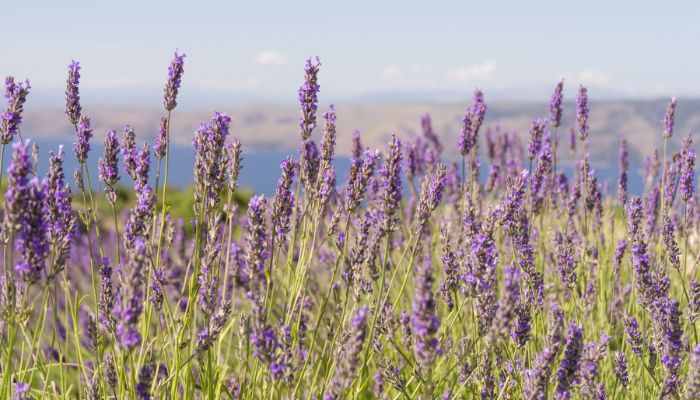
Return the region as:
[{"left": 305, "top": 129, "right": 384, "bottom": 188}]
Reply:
[{"left": 1, "top": 1, "right": 699, "bottom": 107}]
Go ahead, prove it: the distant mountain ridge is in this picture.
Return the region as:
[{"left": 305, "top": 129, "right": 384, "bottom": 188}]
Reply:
[{"left": 21, "top": 99, "right": 700, "bottom": 169}]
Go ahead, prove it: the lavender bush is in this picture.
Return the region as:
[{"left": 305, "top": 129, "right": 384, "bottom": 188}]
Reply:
[{"left": 0, "top": 54, "right": 698, "bottom": 400}]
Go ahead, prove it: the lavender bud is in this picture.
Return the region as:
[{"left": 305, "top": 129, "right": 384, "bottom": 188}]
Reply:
[
  {"left": 1, "top": 77, "right": 31, "bottom": 145},
  {"left": 576, "top": 85, "right": 589, "bottom": 141},
  {"left": 555, "top": 322, "right": 583, "bottom": 399},
  {"left": 662, "top": 97, "right": 676, "bottom": 139},
  {"left": 298, "top": 57, "right": 321, "bottom": 140},
  {"left": 272, "top": 158, "right": 296, "bottom": 242},
  {"left": 98, "top": 129, "right": 120, "bottom": 187},
  {"left": 686, "top": 345, "right": 700, "bottom": 399},
  {"left": 613, "top": 351, "right": 629, "bottom": 387},
  {"left": 550, "top": 79, "right": 564, "bottom": 128},
  {"left": 228, "top": 138, "right": 243, "bottom": 191},
  {"left": 154, "top": 116, "right": 167, "bottom": 160},
  {"left": 411, "top": 255, "right": 441, "bottom": 369},
  {"left": 163, "top": 51, "right": 186, "bottom": 111},
  {"left": 73, "top": 115, "right": 93, "bottom": 164},
  {"left": 680, "top": 135, "right": 695, "bottom": 202},
  {"left": 65, "top": 61, "right": 81, "bottom": 125}
]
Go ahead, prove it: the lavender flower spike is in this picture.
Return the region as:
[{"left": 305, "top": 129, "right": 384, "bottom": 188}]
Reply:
[
  {"left": 662, "top": 97, "right": 676, "bottom": 139},
  {"left": 163, "top": 51, "right": 186, "bottom": 111},
  {"left": 411, "top": 255, "right": 441, "bottom": 369},
  {"left": 154, "top": 116, "right": 168, "bottom": 160},
  {"left": 686, "top": 345, "right": 700, "bottom": 399},
  {"left": 378, "top": 134, "right": 403, "bottom": 233},
  {"left": 326, "top": 305, "right": 368, "bottom": 398},
  {"left": 43, "top": 146, "right": 75, "bottom": 272},
  {"left": 299, "top": 57, "right": 321, "bottom": 141},
  {"left": 576, "top": 84, "right": 589, "bottom": 141},
  {"left": 555, "top": 322, "right": 583, "bottom": 399},
  {"left": 15, "top": 177, "right": 49, "bottom": 283},
  {"left": 680, "top": 134, "right": 695, "bottom": 202},
  {"left": 99, "top": 129, "right": 120, "bottom": 187},
  {"left": 618, "top": 138, "right": 629, "bottom": 206},
  {"left": 65, "top": 60, "right": 82, "bottom": 125},
  {"left": 550, "top": 79, "right": 564, "bottom": 128},
  {"left": 74, "top": 115, "right": 93, "bottom": 164},
  {"left": 1, "top": 77, "right": 31, "bottom": 144},
  {"left": 271, "top": 158, "right": 296, "bottom": 242}
]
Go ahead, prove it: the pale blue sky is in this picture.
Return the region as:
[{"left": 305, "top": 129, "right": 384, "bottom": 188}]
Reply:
[{"left": 1, "top": 1, "right": 698, "bottom": 106}]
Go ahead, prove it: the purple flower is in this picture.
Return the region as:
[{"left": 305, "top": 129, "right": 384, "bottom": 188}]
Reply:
[
  {"left": 555, "top": 322, "right": 583, "bottom": 399},
  {"left": 486, "top": 264, "right": 520, "bottom": 347},
  {"left": 662, "top": 97, "right": 676, "bottom": 139},
  {"left": 73, "top": 115, "right": 93, "bottom": 164},
  {"left": 411, "top": 255, "right": 441, "bottom": 369},
  {"left": 272, "top": 158, "right": 296, "bottom": 241},
  {"left": 618, "top": 138, "right": 628, "bottom": 206},
  {"left": 550, "top": 79, "right": 564, "bottom": 128},
  {"left": 686, "top": 345, "right": 700, "bottom": 399},
  {"left": 99, "top": 257, "right": 115, "bottom": 332},
  {"left": 457, "top": 89, "right": 487, "bottom": 156},
  {"left": 523, "top": 347, "right": 557, "bottom": 400},
  {"left": 527, "top": 119, "right": 547, "bottom": 161},
  {"left": 344, "top": 149, "right": 378, "bottom": 213},
  {"left": 576, "top": 85, "right": 589, "bottom": 141},
  {"left": 378, "top": 134, "right": 402, "bottom": 233},
  {"left": 116, "top": 238, "right": 147, "bottom": 351},
  {"left": 122, "top": 125, "right": 138, "bottom": 179},
  {"left": 12, "top": 382, "right": 29, "bottom": 400},
  {"left": 136, "top": 361, "right": 155, "bottom": 400},
  {"left": 43, "top": 146, "right": 75, "bottom": 271},
  {"left": 228, "top": 138, "right": 243, "bottom": 191},
  {"left": 196, "top": 301, "right": 232, "bottom": 357},
  {"left": 623, "top": 315, "right": 644, "bottom": 356},
  {"left": 193, "top": 112, "right": 232, "bottom": 214},
  {"left": 680, "top": 134, "right": 695, "bottom": 202},
  {"left": 411, "top": 164, "right": 446, "bottom": 235},
  {"left": 613, "top": 351, "right": 629, "bottom": 387},
  {"left": 4, "top": 141, "right": 34, "bottom": 251},
  {"left": 320, "top": 105, "right": 337, "bottom": 164},
  {"left": 99, "top": 129, "right": 120, "bottom": 187},
  {"left": 579, "top": 333, "right": 610, "bottom": 399},
  {"left": 124, "top": 183, "right": 155, "bottom": 249},
  {"left": 1, "top": 77, "right": 31, "bottom": 145},
  {"left": 554, "top": 229, "right": 577, "bottom": 288},
  {"left": 14, "top": 176, "right": 48, "bottom": 284},
  {"left": 65, "top": 60, "right": 82, "bottom": 125},
  {"left": 164, "top": 51, "right": 186, "bottom": 111},
  {"left": 154, "top": 116, "right": 168, "bottom": 160},
  {"left": 662, "top": 215, "right": 680, "bottom": 269},
  {"left": 300, "top": 139, "right": 320, "bottom": 189},
  {"left": 246, "top": 195, "right": 268, "bottom": 303},
  {"left": 298, "top": 57, "right": 321, "bottom": 140},
  {"left": 689, "top": 279, "right": 700, "bottom": 323},
  {"left": 658, "top": 297, "right": 683, "bottom": 398},
  {"left": 326, "top": 305, "right": 368, "bottom": 397}
]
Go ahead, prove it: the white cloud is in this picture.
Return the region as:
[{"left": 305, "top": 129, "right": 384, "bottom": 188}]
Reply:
[
  {"left": 447, "top": 61, "right": 497, "bottom": 82},
  {"left": 382, "top": 66, "right": 403, "bottom": 78},
  {"left": 578, "top": 68, "right": 611, "bottom": 86},
  {"left": 254, "top": 50, "right": 287, "bottom": 66},
  {"left": 558, "top": 69, "right": 612, "bottom": 88}
]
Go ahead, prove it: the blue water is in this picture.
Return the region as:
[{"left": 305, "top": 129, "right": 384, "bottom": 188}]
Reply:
[
  {"left": 15, "top": 139, "right": 644, "bottom": 197},
  {"left": 21, "top": 139, "right": 353, "bottom": 196}
]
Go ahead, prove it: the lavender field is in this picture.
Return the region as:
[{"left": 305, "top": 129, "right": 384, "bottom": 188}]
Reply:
[{"left": 0, "top": 52, "right": 698, "bottom": 400}]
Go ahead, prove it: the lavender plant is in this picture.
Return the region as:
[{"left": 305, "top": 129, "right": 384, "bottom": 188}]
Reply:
[{"left": 0, "top": 53, "right": 698, "bottom": 400}]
